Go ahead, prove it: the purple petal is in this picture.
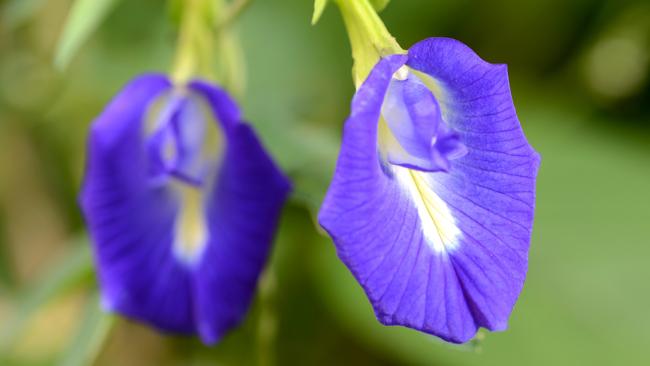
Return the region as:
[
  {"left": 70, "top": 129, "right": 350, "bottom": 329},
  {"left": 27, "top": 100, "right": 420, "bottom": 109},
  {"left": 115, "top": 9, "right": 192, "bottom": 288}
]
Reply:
[
  {"left": 320, "top": 55, "right": 476, "bottom": 342},
  {"left": 80, "top": 75, "right": 290, "bottom": 344},
  {"left": 188, "top": 80, "right": 241, "bottom": 132},
  {"left": 189, "top": 81, "right": 291, "bottom": 344},
  {"left": 319, "top": 38, "right": 539, "bottom": 343}
]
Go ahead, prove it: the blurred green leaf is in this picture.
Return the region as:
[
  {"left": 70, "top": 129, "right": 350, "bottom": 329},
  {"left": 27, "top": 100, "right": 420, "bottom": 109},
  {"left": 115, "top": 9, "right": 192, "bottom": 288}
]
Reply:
[
  {"left": 57, "top": 293, "right": 114, "bottom": 366},
  {"left": 0, "top": 239, "right": 94, "bottom": 353},
  {"left": 279, "top": 123, "right": 339, "bottom": 211},
  {"left": 1, "top": 0, "right": 46, "bottom": 31},
  {"left": 54, "top": 0, "right": 122, "bottom": 71},
  {"left": 312, "top": 0, "right": 329, "bottom": 25}
]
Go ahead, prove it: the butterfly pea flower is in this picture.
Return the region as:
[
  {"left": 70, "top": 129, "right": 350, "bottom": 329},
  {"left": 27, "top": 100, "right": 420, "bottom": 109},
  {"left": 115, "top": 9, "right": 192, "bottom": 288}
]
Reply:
[
  {"left": 79, "top": 74, "right": 290, "bottom": 344},
  {"left": 319, "top": 38, "right": 540, "bottom": 343}
]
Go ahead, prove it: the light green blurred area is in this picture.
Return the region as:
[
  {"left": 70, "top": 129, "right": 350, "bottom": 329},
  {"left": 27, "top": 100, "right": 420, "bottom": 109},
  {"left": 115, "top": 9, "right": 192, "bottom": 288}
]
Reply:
[{"left": 0, "top": 0, "right": 649, "bottom": 365}]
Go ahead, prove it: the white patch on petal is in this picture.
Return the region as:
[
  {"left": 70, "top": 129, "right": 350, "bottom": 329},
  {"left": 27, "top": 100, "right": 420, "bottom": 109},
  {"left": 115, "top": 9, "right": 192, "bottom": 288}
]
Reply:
[
  {"left": 394, "top": 166, "right": 461, "bottom": 253},
  {"left": 394, "top": 65, "right": 409, "bottom": 81},
  {"left": 172, "top": 183, "right": 209, "bottom": 265}
]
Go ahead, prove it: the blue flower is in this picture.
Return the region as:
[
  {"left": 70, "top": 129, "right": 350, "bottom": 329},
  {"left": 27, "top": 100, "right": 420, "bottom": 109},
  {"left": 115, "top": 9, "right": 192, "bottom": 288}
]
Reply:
[
  {"left": 79, "top": 74, "right": 290, "bottom": 344},
  {"left": 319, "top": 38, "right": 540, "bottom": 343}
]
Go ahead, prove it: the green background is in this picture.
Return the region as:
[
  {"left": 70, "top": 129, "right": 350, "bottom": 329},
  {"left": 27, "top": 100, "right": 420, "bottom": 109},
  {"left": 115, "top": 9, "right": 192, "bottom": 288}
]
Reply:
[{"left": 0, "top": 0, "right": 649, "bottom": 365}]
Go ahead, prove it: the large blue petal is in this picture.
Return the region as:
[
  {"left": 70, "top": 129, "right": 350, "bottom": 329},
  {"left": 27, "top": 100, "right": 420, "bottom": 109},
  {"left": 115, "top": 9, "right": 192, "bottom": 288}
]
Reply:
[
  {"left": 189, "top": 81, "right": 291, "bottom": 344},
  {"left": 320, "top": 38, "right": 540, "bottom": 343},
  {"left": 319, "top": 54, "right": 477, "bottom": 342},
  {"left": 81, "top": 75, "right": 290, "bottom": 344}
]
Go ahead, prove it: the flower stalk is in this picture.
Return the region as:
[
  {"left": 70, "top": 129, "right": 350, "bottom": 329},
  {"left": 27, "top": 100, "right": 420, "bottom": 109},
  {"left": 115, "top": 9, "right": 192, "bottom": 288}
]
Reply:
[
  {"left": 334, "top": 0, "right": 404, "bottom": 86},
  {"left": 172, "top": 0, "right": 247, "bottom": 96},
  {"left": 172, "top": 0, "right": 216, "bottom": 83}
]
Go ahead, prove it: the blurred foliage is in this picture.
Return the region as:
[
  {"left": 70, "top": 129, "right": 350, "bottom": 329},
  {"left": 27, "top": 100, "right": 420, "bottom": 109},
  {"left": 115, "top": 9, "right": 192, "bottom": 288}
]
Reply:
[
  {"left": 0, "top": 0, "right": 649, "bottom": 365},
  {"left": 53, "top": 0, "right": 122, "bottom": 70}
]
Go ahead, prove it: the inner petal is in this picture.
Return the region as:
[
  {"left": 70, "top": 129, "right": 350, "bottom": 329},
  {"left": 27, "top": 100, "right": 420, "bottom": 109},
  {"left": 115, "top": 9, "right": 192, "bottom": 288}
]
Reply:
[
  {"left": 381, "top": 74, "right": 440, "bottom": 160},
  {"left": 144, "top": 91, "right": 223, "bottom": 187},
  {"left": 143, "top": 88, "right": 225, "bottom": 266},
  {"left": 169, "top": 98, "right": 210, "bottom": 185},
  {"left": 378, "top": 70, "right": 467, "bottom": 173}
]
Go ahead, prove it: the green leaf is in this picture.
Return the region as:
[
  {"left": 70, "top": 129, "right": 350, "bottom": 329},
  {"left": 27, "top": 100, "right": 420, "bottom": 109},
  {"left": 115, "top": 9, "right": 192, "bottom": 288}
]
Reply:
[
  {"left": 54, "top": 0, "right": 122, "bottom": 71},
  {"left": 0, "top": 239, "right": 94, "bottom": 353},
  {"left": 369, "top": 0, "right": 390, "bottom": 12},
  {"left": 57, "top": 294, "right": 114, "bottom": 366},
  {"left": 311, "top": 0, "right": 329, "bottom": 25}
]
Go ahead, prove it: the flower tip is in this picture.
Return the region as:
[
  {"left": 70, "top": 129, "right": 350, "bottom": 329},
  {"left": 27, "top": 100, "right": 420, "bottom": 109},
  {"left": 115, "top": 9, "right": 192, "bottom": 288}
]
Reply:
[
  {"left": 488, "top": 319, "right": 509, "bottom": 332},
  {"left": 374, "top": 305, "right": 478, "bottom": 344}
]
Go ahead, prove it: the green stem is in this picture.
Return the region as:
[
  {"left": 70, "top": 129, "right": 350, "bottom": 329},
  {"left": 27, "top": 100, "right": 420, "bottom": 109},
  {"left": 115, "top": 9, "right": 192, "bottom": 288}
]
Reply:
[
  {"left": 171, "top": 0, "right": 247, "bottom": 96},
  {"left": 334, "top": 0, "right": 404, "bottom": 86},
  {"left": 212, "top": 0, "right": 247, "bottom": 98},
  {"left": 172, "top": 0, "right": 215, "bottom": 83}
]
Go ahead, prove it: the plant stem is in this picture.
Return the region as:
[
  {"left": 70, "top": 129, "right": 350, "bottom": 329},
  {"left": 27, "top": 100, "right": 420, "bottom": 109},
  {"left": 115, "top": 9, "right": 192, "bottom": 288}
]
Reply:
[
  {"left": 171, "top": 0, "right": 247, "bottom": 96},
  {"left": 334, "top": 0, "right": 404, "bottom": 86}
]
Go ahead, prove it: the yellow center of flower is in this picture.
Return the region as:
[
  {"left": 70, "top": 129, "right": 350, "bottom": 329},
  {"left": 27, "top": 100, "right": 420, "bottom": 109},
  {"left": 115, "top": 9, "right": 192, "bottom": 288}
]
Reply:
[{"left": 172, "top": 182, "right": 209, "bottom": 264}]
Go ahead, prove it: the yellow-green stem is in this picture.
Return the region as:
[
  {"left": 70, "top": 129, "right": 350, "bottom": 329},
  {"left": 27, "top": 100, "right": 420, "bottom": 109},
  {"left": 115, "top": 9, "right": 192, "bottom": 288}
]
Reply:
[
  {"left": 213, "top": 0, "right": 247, "bottom": 98},
  {"left": 334, "top": 0, "right": 404, "bottom": 87},
  {"left": 172, "top": 0, "right": 247, "bottom": 97},
  {"left": 172, "top": 0, "right": 216, "bottom": 84}
]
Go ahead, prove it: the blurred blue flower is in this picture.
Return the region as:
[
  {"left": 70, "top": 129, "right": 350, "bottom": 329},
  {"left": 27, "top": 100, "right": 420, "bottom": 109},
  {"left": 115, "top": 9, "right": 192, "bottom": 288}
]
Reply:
[
  {"left": 79, "top": 74, "right": 290, "bottom": 344},
  {"left": 319, "top": 38, "right": 540, "bottom": 343}
]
